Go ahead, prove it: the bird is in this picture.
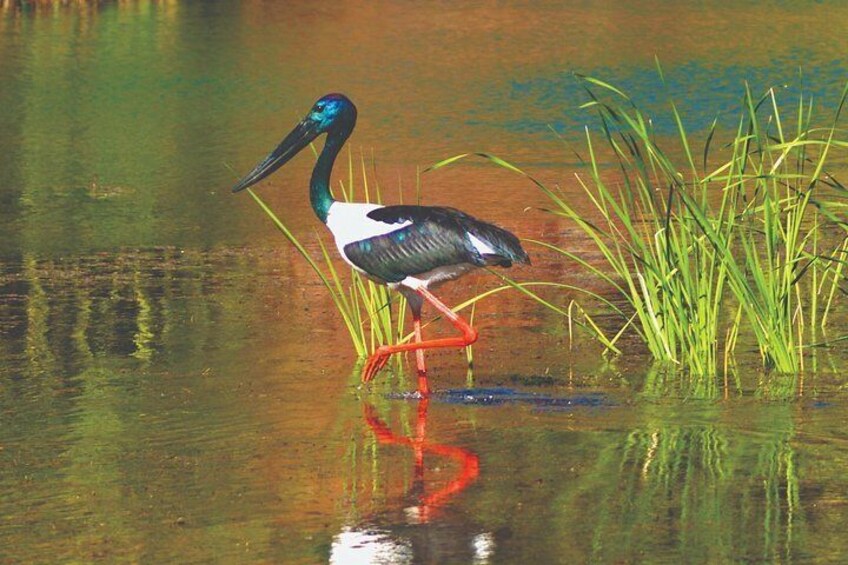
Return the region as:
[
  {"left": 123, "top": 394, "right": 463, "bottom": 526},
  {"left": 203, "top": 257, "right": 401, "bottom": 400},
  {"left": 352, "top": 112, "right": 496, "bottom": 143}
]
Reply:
[{"left": 232, "top": 93, "right": 529, "bottom": 396}]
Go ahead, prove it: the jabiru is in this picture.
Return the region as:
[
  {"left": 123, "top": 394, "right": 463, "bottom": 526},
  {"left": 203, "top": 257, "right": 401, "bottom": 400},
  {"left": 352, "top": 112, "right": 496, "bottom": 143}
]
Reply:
[{"left": 232, "top": 93, "right": 529, "bottom": 396}]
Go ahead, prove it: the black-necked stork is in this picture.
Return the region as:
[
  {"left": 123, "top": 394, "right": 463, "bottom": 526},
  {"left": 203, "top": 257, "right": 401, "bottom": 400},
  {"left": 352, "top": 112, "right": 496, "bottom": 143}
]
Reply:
[{"left": 232, "top": 93, "right": 529, "bottom": 396}]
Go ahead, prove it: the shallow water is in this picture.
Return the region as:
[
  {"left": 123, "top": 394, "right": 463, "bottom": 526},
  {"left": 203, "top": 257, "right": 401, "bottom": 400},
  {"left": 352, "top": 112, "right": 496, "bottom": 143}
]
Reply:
[
  {"left": 3, "top": 249, "right": 848, "bottom": 563},
  {"left": 3, "top": 2, "right": 848, "bottom": 563}
]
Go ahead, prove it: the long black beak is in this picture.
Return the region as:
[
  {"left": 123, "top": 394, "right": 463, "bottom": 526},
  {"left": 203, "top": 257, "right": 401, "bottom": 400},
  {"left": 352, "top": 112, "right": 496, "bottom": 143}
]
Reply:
[{"left": 231, "top": 119, "right": 318, "bottom": 193}]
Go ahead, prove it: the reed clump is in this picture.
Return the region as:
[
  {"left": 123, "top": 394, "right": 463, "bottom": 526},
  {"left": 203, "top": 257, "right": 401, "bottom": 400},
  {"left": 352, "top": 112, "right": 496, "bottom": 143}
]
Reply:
[
  {"left": 244, "top": 150, "right": 409, "bottom": 359},
  {"left": 437, "top": 71, "right": 848, "bottom": 376},
  {"left": 555, "top": 71, "right": 848, "bottom": 375}
]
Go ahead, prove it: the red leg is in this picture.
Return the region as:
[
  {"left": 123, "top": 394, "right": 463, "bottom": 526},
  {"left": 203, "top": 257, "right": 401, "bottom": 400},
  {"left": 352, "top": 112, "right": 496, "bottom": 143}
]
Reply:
[
  {"left": 412, "top": 313, "right": 429, "bottom": 396},
  {"left": 362, "top": 287, "right": 478, "bottom": 394}
]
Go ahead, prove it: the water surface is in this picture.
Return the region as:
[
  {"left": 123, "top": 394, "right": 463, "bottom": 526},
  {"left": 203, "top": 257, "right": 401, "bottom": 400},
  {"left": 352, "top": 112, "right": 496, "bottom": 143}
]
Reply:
[{"left": 2, "top": 2, "right": 848, "bottom": 562}]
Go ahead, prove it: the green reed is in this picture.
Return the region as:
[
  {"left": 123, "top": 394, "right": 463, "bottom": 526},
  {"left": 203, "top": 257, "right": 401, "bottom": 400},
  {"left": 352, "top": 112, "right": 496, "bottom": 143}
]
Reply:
[
  {"left": 244, "top": 150, "right": 408, "bottom": 358},
  {"left": 587, "top": 73, "right": 848, "bottom": 374},
  {"left": 432, "top": 72, "right": 848, "bottom": 376},
  {"left": 568, "top": 73, "right": 848, "bottom": 374}
]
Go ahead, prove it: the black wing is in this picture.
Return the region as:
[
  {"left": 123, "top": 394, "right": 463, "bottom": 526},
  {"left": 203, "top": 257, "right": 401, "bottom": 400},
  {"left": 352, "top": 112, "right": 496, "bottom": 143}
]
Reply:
[{"left": 343, "top": 205, "right": 529, "bottom": 283}]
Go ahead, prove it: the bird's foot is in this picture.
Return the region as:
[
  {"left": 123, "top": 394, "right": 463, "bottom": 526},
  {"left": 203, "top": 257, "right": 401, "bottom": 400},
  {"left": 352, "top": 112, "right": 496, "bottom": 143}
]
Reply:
[{"left": 361, "top": 348, "right": 392, "bottom": 383}]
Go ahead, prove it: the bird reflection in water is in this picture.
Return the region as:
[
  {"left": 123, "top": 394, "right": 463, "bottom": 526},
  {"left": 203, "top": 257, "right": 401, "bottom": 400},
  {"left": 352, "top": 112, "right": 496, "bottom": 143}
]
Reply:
[
  {"left": 363, "top": 398, "right": 480, "bottom": 523},
  {"left": 330, "top": 398, "right": 492, "bottom": 564}
]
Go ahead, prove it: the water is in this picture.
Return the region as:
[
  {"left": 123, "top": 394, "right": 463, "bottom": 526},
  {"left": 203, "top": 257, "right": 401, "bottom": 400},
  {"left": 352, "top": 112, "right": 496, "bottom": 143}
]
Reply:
[{"left": 2, "top": 2, "right": 848, "bottom": 562}]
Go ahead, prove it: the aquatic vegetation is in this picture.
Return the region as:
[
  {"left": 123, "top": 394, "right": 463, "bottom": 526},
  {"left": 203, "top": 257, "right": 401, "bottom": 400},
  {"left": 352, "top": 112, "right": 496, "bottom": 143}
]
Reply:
[
  {"left": 242, "top": 151, "right": 409, "bottom": 360},
  {"left": 557, "top": 71, "right": 848, "bottom": 375},
  {"left": 433, "top": 72, "right": 848, "bottom": 376},
  {"left": 239, "top": 73, "right": 848, "bottom": 378}
]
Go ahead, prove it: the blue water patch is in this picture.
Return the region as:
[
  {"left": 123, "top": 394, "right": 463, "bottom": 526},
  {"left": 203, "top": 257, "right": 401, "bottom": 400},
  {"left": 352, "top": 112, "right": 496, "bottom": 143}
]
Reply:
[
  {"left": 387, "top": 387, "right": 612, "bottom": 411},
  {"left": 471, "top": 57, "right": 848, "bottom": 139}
]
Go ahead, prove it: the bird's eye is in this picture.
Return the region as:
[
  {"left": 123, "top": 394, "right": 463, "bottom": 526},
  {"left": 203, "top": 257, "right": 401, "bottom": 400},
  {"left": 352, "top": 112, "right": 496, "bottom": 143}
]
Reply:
[{"left": 314, "top": 103, "right": 325, "bottom": 113}]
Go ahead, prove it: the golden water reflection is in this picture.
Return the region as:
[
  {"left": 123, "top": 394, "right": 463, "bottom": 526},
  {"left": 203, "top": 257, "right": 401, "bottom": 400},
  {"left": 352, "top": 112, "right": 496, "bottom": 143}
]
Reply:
[
  {"left": 2, "top": 247, "right": 848, "bottom": 561},
  {"left": 3, "top": 1, "right": 848, "bottom": 561}
]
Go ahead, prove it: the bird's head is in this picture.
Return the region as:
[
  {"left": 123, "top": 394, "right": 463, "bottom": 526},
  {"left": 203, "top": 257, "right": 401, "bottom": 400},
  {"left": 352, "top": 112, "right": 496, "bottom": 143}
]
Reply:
[
  {"left": 306, "top": 93, "right": 357, "bottom": 135},
  {"left": 231, "top": 93, "right": 357, "bottom": 193}
]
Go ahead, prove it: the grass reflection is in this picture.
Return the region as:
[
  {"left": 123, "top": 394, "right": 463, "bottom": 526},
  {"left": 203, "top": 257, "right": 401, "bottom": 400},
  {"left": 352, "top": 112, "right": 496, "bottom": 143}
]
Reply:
[
  {"left": 0, "top": 247, "right": 300, "bottom": 561},
  {"left": 0, "top": 248, "right": 267, "bottom": 379},
  {"left": 640, "top": 364, "right": 725, "bottom": 399},
  {"left": 23, "top": 255, "right": 57, "bottom": 378},
  {"left": 0, "top": 247, "right": 835, "bottom": 562},
  {"left": 63, "top": 363, "right": 142, "bottom": 560},
  {"left": 338, "top": 379, "right": 812, "bottom": 562},
  {"left": 537, "top": 407, "right": 802, "bottom": 562}
]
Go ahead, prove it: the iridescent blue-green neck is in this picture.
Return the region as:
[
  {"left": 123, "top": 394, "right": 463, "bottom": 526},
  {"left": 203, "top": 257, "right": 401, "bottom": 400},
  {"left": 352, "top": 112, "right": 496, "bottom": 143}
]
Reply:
[{"left": 310, "top": 131, "right": 347, "bottom": 223}]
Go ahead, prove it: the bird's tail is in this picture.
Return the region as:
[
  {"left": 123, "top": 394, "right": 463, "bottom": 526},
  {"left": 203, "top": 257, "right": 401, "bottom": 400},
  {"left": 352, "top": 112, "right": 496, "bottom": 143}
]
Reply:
[{"left": 470, "top": 223, "right": 530, "bottom": 268}]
